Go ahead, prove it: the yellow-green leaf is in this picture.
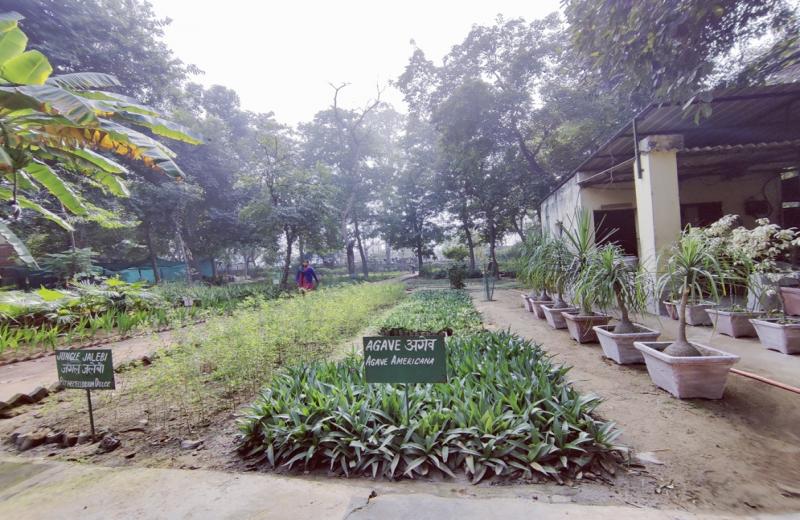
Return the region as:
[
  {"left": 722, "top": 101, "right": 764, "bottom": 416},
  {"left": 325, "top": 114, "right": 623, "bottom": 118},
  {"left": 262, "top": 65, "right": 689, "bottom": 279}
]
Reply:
[
  {"left": 24, "top": 160, "right": 88, "bottom": 215},
  {"left": 0, "top": 26, "right": 26, "bottom": 65},
  {"left": 0, "top": 49, "right": 52, "bottom": 85}
]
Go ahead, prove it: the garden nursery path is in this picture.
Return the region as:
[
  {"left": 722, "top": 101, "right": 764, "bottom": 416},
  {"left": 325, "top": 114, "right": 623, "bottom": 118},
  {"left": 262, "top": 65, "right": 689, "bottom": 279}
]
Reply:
[
  {"left": 471, "top": 286, "right": 800, "bottom": 517},
  {"left": 0, "top": 330, "right": 176, "bottom": 408},
  {"left": 0, "top": 455, "right": 776, "bottom": 520}
]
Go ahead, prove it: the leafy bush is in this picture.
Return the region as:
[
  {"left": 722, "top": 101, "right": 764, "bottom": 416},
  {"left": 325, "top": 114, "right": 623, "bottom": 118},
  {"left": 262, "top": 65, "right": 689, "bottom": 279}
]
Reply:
[
  {"left": 447, "top": 263, "right": 466, "bottom": 289},
  {"left": 238, "top": 331, "right": 622, "bottom": 483},
  {"left": 443, "top": 245, "right": 469, "bottom": 262},
  {"left": 130, "top": 283, "right": 406, "bottom": 429},
  {"left": 377, "top": 290, "right": 482, "bottom": 336}
]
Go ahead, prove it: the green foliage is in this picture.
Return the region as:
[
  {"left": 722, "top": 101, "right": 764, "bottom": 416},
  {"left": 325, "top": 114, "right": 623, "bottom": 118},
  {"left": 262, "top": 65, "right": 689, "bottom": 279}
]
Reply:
[
  {"left": 41, "top": 247, "right": 98, "bottom": 279},
  {"left": 378, "top": 290, "right": 482, "bottom": 336},
  {"left": 564, "top": 0, "right": 794, "bottom": 103},
  {"left": 447, "top": 263, "right": 466, "bottom": 289},
  {"left": 442, "top": 245, "right": 468, "bottom": 262},
  {"left": 131, "top": 282, "right": 406, "bottom": 429},
  {"left": 238, "top": 331, "right": 622, "bottom": 483}
]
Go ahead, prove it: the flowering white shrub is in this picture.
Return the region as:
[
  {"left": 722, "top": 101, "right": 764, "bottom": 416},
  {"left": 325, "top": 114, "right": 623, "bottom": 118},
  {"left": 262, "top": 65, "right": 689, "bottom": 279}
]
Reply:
[{"left": 689, "top": 215, "right": 800, "bottom": 273}]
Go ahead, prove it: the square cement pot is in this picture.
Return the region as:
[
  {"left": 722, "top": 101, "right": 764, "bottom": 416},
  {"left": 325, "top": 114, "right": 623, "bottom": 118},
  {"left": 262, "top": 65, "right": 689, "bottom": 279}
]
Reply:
[
  {"left": 563, "top": 313, "right": 611, "bottom": 343},
  {"left": 530, "top": 299, "right": 552, "bottom": 319},
  {"left": 750, "top": 318, "right": 800, "bottom": 355},
  {"left": 633, "top": 341, "right": 740, "bottom": 399},
  {"left": 684, "top": 302, "right": 715, "bottom": 326},
  {"left": 594, "top": 324, "right": 660, "bottom": 364},
  {"left": 541, "top": 305, "right": 578, "bottom": 329},
  {"left": 522, "top": 294, "right": 534, "bottom": 312},
  {"left": 705, "top": 308, "right": 761, "bottom": 338}
]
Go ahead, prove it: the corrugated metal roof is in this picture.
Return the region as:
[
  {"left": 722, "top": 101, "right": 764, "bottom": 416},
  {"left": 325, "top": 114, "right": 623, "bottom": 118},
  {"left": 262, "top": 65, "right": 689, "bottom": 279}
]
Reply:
[
  {"left": 578, "top": 83, "right": 800, "bottom": 175},
  {"left": 546, "top": 83, "right": 800, "bottom": 200}
]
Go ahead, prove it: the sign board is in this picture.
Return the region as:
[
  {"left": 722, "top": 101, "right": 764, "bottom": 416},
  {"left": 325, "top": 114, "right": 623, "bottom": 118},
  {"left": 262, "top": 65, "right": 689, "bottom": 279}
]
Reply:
[
  {"left": 55, "top": 349, "right": 115, "bottom": 390},
  {"left": 363, "top": 336, "right": 447, "bottom": 383}
]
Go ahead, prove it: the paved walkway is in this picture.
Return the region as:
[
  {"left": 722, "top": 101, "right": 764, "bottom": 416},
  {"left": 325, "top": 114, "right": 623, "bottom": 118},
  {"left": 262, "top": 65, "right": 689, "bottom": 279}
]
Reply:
[
  {"left": 1, "top": 456, "right": 783, "bottom": 520},
  {"left": 0, "top": 331, "right": 174, "bottom": 405}
]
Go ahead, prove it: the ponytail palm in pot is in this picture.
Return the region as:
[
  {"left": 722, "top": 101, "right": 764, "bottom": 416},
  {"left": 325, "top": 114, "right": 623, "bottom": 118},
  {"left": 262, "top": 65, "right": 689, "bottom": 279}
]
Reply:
[
  {"left": 583, "top": 245, "right": 660, "bottom": 363},
  {"left": 634, "top": 233, "right": 740, "bottom": 399},
  {"left": 519, "top": 232, "right": 551, "bottom": 314},
  {"left": 560, "top": 210, "right": 611, "bottom": 343},
  {"left": 538, "top": 235, "right": 579, "bottom": 329}
]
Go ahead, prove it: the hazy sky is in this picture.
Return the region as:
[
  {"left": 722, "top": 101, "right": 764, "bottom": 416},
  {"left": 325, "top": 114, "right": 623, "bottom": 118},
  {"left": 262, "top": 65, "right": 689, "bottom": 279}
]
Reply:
[{"left": 150, "top": 0, "right": 561, "bottom": 125}]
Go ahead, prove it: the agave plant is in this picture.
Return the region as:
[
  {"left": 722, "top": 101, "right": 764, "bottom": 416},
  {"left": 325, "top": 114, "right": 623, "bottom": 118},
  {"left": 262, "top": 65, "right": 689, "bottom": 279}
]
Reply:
[
  {"left": 576, "top": 244, "right": 650, "bottom": 334},
  {"left": 0, "top": 11, "right": 201, "bottom": 265},
  {"left": 656, "top": 232, "right": 727, "bottom": 356}
]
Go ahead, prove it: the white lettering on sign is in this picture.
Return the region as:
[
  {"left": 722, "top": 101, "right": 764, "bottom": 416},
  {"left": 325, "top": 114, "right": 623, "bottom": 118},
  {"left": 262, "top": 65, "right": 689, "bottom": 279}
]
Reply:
[
  {"left": 404, "top": 338, "right": 436, "bottom": 352},
  {"left": 364, "top": 338, "right": 402, "bottom": 352},
  {"left": 390, "top": 355, "right": 435, "bottom": 366},
  {"left": 365, "top": 356, "right": 389, "bottom": 366}
]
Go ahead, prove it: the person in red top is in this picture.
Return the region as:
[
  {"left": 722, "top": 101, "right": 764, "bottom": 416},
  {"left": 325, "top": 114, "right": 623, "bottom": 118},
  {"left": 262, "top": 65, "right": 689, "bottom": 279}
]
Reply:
[{"left": 295, "top": 260, "right": 319, "bottom": 291}]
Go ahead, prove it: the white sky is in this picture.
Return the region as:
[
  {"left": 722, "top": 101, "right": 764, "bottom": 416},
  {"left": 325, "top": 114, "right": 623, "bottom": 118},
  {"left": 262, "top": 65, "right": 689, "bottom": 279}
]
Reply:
[{"left": 150, "top": 0, "right": 561, "bottom": 126}]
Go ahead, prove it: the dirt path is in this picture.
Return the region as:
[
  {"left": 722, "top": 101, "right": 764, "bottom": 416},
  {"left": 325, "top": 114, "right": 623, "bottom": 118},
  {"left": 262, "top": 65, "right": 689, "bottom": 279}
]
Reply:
[
  {"left": 472, "top": 286, "right": 800, "bottom": 516},
  {"left": 0, "top": 330, "right": 177, "bottom": 406}
]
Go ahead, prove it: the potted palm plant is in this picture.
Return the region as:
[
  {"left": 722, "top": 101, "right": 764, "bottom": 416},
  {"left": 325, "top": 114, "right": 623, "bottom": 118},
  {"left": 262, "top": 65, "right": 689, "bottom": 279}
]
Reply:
[
  {"left": 582, "top": 244, "right": 660, "bottom": 363},
  {"left": 634, "top": 232, "right": 740, "bottom": 399},
  {"left": 559, "top": 211, "right": 611, "bottom": 343},
  {"left": 518, "top": 233, "right": 552, "bottom": 317},
  {"left": 537, "top": 236, "right": 578, "bottom": 329}
]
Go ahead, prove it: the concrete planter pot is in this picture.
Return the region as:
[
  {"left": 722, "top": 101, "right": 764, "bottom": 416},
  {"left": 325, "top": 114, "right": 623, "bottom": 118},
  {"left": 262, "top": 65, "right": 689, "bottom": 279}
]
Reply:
[
  {"left": 522, "top": 295, "right": 534, "bottom": 312},
  {"left": 563, "top": 313, "right": 611, "bottom": 343},
  {"left": 663, "top": 301, "right": 678, "bottom": 320},
  {"left": 750, "top": 318, "right": 800, "bottom": 355},
  {"left": 705, "top": 308, "right": 762, "bottom": 338},
  {"left": 594, "top": 324, "right": 661, "bottom": 364},
  {"left": 633, "top": 341, "right": 740, "bottom": 399},
  {"left": 529, "top": 298, "right": 552, "bottom": 319},
  {"left": 684, "top": 302, "right": 715, "bottom": 326},
  {"left": 541, "top": 304, "right": 578, "bottom": 329}
]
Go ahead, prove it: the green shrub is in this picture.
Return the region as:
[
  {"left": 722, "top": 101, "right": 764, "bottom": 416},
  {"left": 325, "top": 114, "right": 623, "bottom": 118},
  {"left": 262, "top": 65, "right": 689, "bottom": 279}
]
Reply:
[
  {"left": 377, "top": 290, "right": 482, "bottom": 336},
  {"left": 447, "top": 263, "right": 466, "bottom": 289},
  {"left": 238, "top": 331, "right": 622, "bottom": 483}
]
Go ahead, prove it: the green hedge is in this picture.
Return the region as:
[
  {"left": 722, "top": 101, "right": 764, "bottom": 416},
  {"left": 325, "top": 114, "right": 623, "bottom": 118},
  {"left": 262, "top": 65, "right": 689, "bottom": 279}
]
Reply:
[
  {"left": 377, "top": 290, "right": 482, "bottom": 336},
  {"left": 238, "top": 331, "right": 622, "bottom": 483}
]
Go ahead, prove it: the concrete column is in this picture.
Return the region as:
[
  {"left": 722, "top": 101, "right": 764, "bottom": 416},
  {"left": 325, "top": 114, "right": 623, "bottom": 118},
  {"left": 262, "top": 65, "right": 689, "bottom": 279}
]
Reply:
[{"left": 634, "top": 135, "right": 684, "bottom": 304}]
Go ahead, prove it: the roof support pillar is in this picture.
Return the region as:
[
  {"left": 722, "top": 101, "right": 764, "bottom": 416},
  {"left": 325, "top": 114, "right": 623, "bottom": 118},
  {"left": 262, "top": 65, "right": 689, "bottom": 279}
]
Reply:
[{"left": 634, "top": 135, "right": 684, "bottom": 310}]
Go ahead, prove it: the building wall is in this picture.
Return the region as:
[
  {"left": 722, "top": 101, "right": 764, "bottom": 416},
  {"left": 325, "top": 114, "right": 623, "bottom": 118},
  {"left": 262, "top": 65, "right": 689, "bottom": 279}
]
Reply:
[
  {"left": 677, "top": 171, "right": 781, "bottom": 227},
  {"left": 540, "top": 175, "right": 581, "bottom": 236}
]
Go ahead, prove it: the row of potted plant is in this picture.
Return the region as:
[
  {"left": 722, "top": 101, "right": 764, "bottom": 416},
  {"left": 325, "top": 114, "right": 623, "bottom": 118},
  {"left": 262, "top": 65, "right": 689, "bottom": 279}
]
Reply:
[{"left": 519, "top": 213, "right": 800, "bottom": 400}]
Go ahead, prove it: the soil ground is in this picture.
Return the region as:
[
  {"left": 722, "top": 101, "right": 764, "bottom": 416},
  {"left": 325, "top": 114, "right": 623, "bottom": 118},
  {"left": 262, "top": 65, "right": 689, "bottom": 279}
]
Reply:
[
  {"left": 473, "top": 286, "right": 800, "bottom": 516},
  {"left": 1, "top": 278, "right": 798, "bottom": 517}
]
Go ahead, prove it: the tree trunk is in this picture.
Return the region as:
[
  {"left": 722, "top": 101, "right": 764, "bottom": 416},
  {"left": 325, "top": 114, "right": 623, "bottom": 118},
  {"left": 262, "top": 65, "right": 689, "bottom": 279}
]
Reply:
[
  {"left": 298, "top": 236, "right": 305, "bottom": 264},
  {"left": 463, "top": 224, "right": 476, "bottom": 272},
  {"left": 280, "top": 226, "right": 294, "bottom": 288},
  {"left": 175, "top": 226, "right": 192, "bottom": 284},
  {"left": 346, "top": 239, "right": 356, "bottom": 277},
  {"left": 354, "top": 220, "right": 368, "bottom": 278},
  {"left": 211, "top": 256, "right": 218, "bottom": 278},
  {"left": 416, "top": 238, "right": 424, "bottom": 272},
  {"left": 488, "top": 218, "right": 498, "bottom": 276},
  {"left": 512, "top": 215, "right": 526, "bottom": 243},
  {"left": 665, "top": 284, "right": 701, "bottom": 356},
  {"left": 613, "top": 284, "right": 636, "bottom": 334},
  {"left": 144, "top": 220, "right": 161, "bottom": 284}
]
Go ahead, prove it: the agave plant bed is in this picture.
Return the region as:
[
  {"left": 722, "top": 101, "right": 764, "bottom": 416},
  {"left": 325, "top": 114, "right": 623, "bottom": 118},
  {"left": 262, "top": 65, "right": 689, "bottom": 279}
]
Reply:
[
  {"left": 238, "top": 331, "right": 623, "bottom": 483},
  {"left": 377, "top": 290, "right": 482, "bottom": 336}
]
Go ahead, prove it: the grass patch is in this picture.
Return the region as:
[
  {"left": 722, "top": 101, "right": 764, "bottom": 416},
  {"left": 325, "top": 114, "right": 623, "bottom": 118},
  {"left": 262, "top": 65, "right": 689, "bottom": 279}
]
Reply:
[
  {"left": 127, "top": 282, "right": 406, "bottom": 430},
  {"left": 377, "top": 289, "right": 482, "bottom": 336},
  {"left": 238, "top": 330, "right": 621, "bottom": 483}
]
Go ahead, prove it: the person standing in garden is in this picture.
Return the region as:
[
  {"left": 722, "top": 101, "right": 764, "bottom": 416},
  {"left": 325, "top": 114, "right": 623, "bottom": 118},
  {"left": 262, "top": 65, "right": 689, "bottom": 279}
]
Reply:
[{"left": 295, "top": 260, "right": 319, "bottom": 292}]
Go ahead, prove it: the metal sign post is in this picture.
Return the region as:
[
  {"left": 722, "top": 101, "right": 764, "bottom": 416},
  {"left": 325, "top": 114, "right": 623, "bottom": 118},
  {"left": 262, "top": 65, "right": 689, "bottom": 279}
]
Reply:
[{"left": 55, "top": 349, "right": 115, "bottom": 441}]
